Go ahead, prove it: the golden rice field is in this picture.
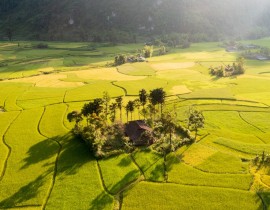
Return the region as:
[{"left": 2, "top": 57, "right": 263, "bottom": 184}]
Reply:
[{"left": 0, "top": 39, "right": 270, "bottom": 209}]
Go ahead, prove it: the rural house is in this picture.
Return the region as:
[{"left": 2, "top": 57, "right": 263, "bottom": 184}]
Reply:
[{"left": 125, "top": 120, "right": 153, "bottom": 146}]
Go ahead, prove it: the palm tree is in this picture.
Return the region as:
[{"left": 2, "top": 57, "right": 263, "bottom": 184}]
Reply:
[
  {"left": 147, "top": 104, "right": 156, "bottom": 120},
  {"left": 133, "top": 99, "right": 141, "bottom": 119},
  {"left": 149, "top": 88, "right": 166, "bottom": 117},
  {"left": 159, "top": 89, "right": 166, "bottom": 115},
  {"left": 139, "top": 89, "right": 148, "bottom": 119},
  {"left": 81, "top": 98, "right": 103, "bottom": 117},
  {"left": 103, "top": 91, "right": 111, "bottom": 120},
  {"left": 139, "top": 89, "right": 148, "bottom": 108},
  {"left": 126, "top": 100, "right": 135, "bottom": 121},
  {"left": 125, "top": 105, "right": 129, "bottom": 123},
  {"left": 116, "top": 96, "right": 123, "bottom": 121},
  {"left": 160, "top": 112, "right": 177, "bottom": 146},
  {"left": 109, "top": 102, "right": 117, "bottom": 122},
  {"left": 67, "top": 110, "right": 82, "bottom": 123}
]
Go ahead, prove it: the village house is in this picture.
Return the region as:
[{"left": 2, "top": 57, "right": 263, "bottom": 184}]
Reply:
[{"left": 125, "top": 120, "right": 153, "bottom": 146}]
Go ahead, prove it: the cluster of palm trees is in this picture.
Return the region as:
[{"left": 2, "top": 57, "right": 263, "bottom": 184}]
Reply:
[
  {"left": 67, "top": 88, "right": 204, "bottom": 158},
  {"left": 123, "top": 88, "right": 166, "bottom": 122},
  {"left": 72, "top": 88, "right": 166, "bottom": 123},
  {"left": 66, "top": 88, "right": 167, "bottom": 158}
]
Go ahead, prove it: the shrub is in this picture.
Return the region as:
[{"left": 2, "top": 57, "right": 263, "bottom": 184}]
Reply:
[
  {"left": 114, "top": 54, "right": 127, "bottom": 66},
  {"left": 143, "top": 45, "right": 153, "bottom": 58},
  {"left": 35, "top": 43, "right": 48, "bottom": 49},
  {"left": 0, "top": 62, "right": 8, "bottom": 67},
  {"left": 158, "top": 46, "right": 166, "bottom": 55}
]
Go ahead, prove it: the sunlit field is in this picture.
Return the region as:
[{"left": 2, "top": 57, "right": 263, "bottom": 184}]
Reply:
[{"left": 0, "top": 39, "right": 270, "bottom": 209}]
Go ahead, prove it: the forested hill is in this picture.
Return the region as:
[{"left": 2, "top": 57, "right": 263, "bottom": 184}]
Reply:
[{"left": 1, "top": 0, "right": 270, "bottom": 42}]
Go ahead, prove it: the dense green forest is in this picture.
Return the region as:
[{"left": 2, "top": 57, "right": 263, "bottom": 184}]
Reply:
[{"left": 1, "top": 0, "right": 270, "bottom": 42}]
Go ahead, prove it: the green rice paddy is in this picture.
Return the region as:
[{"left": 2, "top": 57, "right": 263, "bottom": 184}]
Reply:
[{"left": 0, "top": 39, "right": 270, "bottom": 209}]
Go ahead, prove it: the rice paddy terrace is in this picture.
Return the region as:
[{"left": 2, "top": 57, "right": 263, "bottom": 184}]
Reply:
[{"left": 0, "top": 39, "right": 270, "bottom": 209}]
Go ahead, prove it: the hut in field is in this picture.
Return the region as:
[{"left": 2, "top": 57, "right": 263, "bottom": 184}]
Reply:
[{"left": 125, "top": 120, "right": 153, "bottom": 146}]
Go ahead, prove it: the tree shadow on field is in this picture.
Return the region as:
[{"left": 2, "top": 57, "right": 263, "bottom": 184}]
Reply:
[
  {"left": 109, "top": 170, "right": 139, "bottom": 195},
  {"left": 21, "top": 133, "right": 93, "bottom": 175},
  {"left": 20, "top": 139, "right": 59, "bottom": 170},
  {"left": 166, "top": 152, "right": 184, "bottom": 173},
  {"left": 210, "top": 76, "right": 221, "bottom": 81},
  {"left": 90, "top": 169, "right": 140, "bottom": 210},
  {"left": 0, "top": 133, "right": 94, "bottom": 208},
  {"left": 258, "top": 192, "right": 270, "bottom": 210},
  {"left": 89, "top": 192, "right": 114, "bottom": 210},
  {"left": 0, "top": 172, "right": 50, "bottom": 208},
  {"left": 148, "top": 161, "right": 165, "bottom": 181},
  {"left": 56, "top": 133, "right": 94, "bottom": 176},
  {"left": 117, "top": 155, "right": 132, "bottom": 167}
]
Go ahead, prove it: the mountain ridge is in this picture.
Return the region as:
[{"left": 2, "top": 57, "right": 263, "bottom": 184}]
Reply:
[{"left": 1, "top": 0, "right": 270, "bottom": 42}]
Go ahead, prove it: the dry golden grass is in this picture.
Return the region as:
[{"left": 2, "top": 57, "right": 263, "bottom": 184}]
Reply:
[
  {"left": 182, "top": 144, "right": 217, "bottom": 166},
  {"left": 151, "top": 62, "right": 195, "bottom": 71},
  {"left": 9, "top": 74, "right": 84, "bottom": 87},
  {"left": 238, "top": 74, "right": 270, "bottom": 80},
  {"left": 170, "top": 85, "right": 192, "bottom": 95},
  {"left": 72, "top": 68, "right": 146, "bottom": 81},
  {"left": 182, "top": 51, "right": 236, "bottom": 60},
  {"left": 8, "top": 67, "right": 146, "bottom": 88}
]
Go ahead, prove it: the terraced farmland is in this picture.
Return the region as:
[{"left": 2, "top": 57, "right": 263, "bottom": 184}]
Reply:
[{"left": 0, "top": 40, "right": 270, "bottom": 209}]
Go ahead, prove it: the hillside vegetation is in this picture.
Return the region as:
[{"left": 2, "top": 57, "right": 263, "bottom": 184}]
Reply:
[{"left": 1, "top": 0, "right": 270, "bottom": 41}]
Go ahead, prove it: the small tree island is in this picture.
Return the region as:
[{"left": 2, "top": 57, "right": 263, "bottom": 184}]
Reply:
[
  {"left": 209, "top": 57, "right": 245, "bottom": 77},
  {"left": 67, "top": 88, "right": 204, "bottom": 159}
]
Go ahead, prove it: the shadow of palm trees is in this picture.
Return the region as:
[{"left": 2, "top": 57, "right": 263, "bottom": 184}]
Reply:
[
  {"left": 56, "top": 134, "right": 94, "bottom": 176},
  {"left": 90, "top": 169, "right": 141, "bottom": 210},
  {"left": 0, "top": 133, "right": 95, "bottom": 209},
  {"left": 89, "top": 191, "right": 114, "bottom": 210},
  {"left": 148, "top": 162, "right": 165, "bottom": 181},
  {"left": 166, "top": 152, "right": 183, "bottom": 173},
  {"left": 258, "top": 192, "right": 270, "bottom": 210},
  {"left": 0, "top": 171, "right": 50, "bottom": 208},
  {"left": 117, "top": 155, "right": 132, "bottom": 167},
  {"left": 20, "top": 139, "right": 59, "bottom": 170},
  {"left": 21, "top": 133, "right": 93, "bottom": 175}
]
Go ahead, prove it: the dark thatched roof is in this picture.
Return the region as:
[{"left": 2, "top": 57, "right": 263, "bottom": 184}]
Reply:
[{"left": 125, "top": 120, "right": 152, "bottom": 146}]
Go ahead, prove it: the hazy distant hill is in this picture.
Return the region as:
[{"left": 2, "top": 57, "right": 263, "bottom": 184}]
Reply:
[{"left": 1, "top": 0, "right": 270, "bottom": 41}]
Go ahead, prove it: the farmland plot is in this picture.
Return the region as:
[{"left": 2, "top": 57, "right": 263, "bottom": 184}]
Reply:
[{"left": 0, "top": 40, "right": 270, "bottom": 209}]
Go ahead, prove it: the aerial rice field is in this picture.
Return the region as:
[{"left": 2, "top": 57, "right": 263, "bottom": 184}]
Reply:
[{"left": 0, "top": 39, "right": 270, "bottom": 209}]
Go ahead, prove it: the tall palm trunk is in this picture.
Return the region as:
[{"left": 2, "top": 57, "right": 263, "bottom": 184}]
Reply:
[
  {"left": 143, "top": 105, "right": 146, "bottom": 120},
  {"left": 169, "top": 131, "right": 172, "bottom": 146},
  {"left": 120, "top": 107, "right": 122, "bottom": 121},
  {"left": 126, "top": 111, "right": 129, "bottom": 123},
  {"left": 105, "top": 103, "right": 108, "bottom": 120},
  {"left": 153, "top": 105, "right": 156, "bottom": 120}
]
